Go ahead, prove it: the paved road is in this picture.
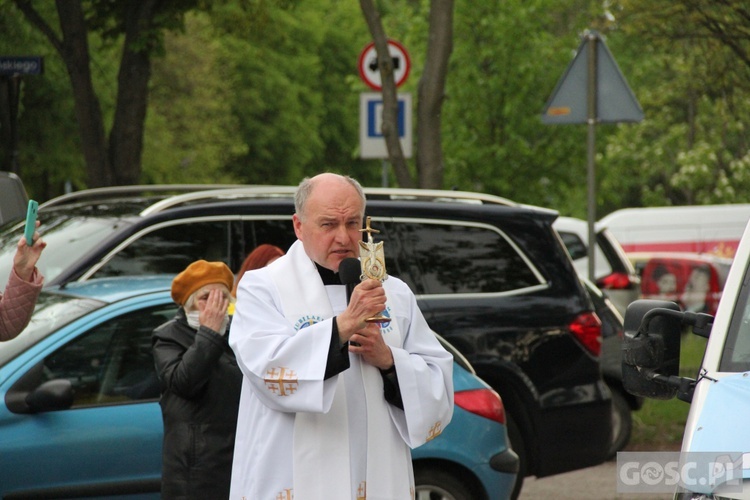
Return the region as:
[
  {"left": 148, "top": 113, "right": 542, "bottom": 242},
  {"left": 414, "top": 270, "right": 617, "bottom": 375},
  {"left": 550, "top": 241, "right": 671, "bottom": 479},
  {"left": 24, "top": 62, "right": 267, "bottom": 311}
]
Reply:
[{"left": 519, "top": 459, "right": 672, "bottom": 499}]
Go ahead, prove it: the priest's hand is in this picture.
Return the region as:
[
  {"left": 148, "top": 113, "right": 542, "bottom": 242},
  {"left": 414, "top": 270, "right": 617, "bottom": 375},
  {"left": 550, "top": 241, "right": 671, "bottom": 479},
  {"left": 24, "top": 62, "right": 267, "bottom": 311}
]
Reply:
[
  {"left": 348, "top": 322, "right": 394, "bottom": 370},
  {"left": 336, "top": 278, "right": 386, "bottom": 341}
]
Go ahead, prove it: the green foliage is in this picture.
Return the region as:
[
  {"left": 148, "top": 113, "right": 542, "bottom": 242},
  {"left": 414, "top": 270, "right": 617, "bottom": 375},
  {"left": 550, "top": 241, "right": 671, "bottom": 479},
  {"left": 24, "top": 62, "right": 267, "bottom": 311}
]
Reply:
[
  {"left": 143, "top": 13, "right": 246, "bottom": 184},
  {"left": 597, "top": 0, "right": 750, "bottom": 215},
  {"left": 5, "top": 0, "right": 750, "bottom": 213},
  {"left": 0, "top": 2, "right": 84, "bottom": 199},
  {"left": 441, "top": 0, "right": 601, "bottom": 214}
]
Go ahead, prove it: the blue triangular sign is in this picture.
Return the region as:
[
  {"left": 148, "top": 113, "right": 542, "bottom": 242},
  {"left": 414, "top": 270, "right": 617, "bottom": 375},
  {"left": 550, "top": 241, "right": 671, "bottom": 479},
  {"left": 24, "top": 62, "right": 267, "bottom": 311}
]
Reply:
[{"left": 542, "top": 31, "right": 644, "bottom": 124}]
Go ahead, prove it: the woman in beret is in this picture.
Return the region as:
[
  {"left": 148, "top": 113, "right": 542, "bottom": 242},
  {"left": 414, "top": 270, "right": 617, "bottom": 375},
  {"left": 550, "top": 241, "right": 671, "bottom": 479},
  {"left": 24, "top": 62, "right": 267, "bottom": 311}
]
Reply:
[{"left": 152, "top": 260, "right": 242, "bottom": 499}]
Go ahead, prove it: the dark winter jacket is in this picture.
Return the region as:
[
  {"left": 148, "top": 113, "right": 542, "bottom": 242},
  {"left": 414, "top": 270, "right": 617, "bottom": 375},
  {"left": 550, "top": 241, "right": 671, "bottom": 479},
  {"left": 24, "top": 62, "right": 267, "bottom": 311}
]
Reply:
[{"left": 152, "top": 308, "right": 242, "bottom": 500}]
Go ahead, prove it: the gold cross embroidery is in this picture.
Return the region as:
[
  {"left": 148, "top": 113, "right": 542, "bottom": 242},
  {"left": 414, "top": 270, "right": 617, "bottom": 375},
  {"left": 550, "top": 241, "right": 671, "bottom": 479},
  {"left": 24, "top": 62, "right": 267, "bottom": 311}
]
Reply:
[
  {"left": 426, "top": 421, "right": 443, "bottom": 442},
  {"left": 265, "top": 367, "right": 299, "bottom": 396},
  {"left": 274, "top": 489, "right": 293, "bottom": 500},
  {"left": 357, "top": 481, "right": 367, "bottom": 500}
]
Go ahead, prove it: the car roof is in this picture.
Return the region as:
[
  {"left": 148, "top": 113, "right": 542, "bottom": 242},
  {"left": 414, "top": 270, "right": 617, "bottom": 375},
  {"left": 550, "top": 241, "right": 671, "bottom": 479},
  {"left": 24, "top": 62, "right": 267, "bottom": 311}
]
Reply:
[
  {"left": 50, "top": 275, "right": 174, "bottom": 302},
  {"left": 40, "top": 184, "right": 547, "bottom": 216},
  {"left": 628, "top": 251, "right": 734, "bottom": 265},
  {"left": 553, "top": 215, "right": 606, "bottom": 236}
]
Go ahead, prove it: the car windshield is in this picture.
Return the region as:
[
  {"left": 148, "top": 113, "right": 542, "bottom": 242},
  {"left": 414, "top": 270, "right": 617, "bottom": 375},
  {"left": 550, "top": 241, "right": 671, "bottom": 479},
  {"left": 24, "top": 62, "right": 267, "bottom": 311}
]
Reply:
[
  {"left": 0, "top": 291, "right": 104, "bottom": 368},
  {"left": 0, "top": 206, "right": 137, "bottom": 286},
  {"left": 720, "top": 258, "right": 750, "bottom": 372}
]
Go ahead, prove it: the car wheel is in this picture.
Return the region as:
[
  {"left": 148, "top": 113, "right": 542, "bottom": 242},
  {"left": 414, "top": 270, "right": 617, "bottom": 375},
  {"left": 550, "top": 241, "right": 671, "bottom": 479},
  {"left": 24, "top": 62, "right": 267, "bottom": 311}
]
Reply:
[
  {"left": 414, "top": 467, "right": 476, "bottom": 500},
  {"left": 608, "top": 387, "right": 633, "bottom": 459},
  {"left": 506, "top": 414, "right": 526, "bottom": 500}
]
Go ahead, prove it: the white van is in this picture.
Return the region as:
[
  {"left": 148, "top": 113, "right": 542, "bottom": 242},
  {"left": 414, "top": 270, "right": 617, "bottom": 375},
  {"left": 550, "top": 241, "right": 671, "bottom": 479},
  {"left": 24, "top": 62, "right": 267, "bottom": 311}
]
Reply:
[
  {"left": 622, "top": 218, "right": 750, "bottom": 497},
  {"left": 600, "top": 204, "right": 750, "bottom": 258}
]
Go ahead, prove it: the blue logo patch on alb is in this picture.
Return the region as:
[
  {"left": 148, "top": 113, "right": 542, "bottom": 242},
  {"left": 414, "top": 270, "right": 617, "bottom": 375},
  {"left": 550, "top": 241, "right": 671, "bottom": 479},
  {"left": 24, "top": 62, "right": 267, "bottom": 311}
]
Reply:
[
  {"left": 295, "top": 315, "right": 324, "bottom": 331},
  {"left": 379, "top": 307, "right": 394, "bottom": 334}
]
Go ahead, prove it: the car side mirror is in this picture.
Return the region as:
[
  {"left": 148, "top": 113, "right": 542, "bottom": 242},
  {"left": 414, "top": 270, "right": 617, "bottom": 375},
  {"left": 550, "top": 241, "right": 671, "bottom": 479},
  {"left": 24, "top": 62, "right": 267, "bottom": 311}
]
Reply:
[
  {"left": 621, "top": 299, "right": 712, "bottom": 403},
  {"left": 5, "top": 363, "right": 74, "bottom": 414},
  {"left": 622, "top": 300, "right": 683, "bottom": 400},
  {"left": 25, "top": 379, "right": 74, "bottom": 412}
]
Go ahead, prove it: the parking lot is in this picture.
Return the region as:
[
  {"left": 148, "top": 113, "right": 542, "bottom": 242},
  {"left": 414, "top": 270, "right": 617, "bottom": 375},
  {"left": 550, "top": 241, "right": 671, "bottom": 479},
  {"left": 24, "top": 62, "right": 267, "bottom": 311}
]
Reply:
[{"left": 520, "top": 460, "right": 671, "bottom": 499}]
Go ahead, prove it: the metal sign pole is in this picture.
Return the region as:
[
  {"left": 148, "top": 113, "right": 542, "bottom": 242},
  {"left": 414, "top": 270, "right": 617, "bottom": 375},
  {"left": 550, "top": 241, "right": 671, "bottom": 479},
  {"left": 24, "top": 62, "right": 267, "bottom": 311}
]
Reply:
[{"left": 586, "top": 33, "right": 597, "bottom": 283}]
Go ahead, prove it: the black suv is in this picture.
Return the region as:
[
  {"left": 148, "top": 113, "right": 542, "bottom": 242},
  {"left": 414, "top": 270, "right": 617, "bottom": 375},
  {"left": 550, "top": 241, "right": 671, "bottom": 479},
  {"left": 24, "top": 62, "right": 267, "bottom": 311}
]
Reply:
[{"left": 0, "top": 185, "right": 612, "bottom": 496}]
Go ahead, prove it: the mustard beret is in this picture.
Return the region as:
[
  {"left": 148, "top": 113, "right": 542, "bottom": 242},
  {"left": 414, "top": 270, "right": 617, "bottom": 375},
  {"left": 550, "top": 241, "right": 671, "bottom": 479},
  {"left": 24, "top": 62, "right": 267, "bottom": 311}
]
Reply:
[{"left": 171, "top": 260, "right": 234, "bottom": 306}]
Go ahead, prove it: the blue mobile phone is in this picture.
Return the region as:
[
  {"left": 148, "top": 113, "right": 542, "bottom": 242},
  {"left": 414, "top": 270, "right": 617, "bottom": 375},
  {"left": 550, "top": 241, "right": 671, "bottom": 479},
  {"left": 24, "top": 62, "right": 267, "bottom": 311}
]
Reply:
[{"left": 24, "top": 200, "right": 38, "bottom": 246}]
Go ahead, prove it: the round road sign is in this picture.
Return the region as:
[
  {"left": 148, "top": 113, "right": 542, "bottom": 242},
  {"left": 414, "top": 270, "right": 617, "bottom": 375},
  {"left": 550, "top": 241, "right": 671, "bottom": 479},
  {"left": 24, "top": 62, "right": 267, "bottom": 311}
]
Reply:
[{"left": 358, "top": 39, "right": 411, "bottom": 91}]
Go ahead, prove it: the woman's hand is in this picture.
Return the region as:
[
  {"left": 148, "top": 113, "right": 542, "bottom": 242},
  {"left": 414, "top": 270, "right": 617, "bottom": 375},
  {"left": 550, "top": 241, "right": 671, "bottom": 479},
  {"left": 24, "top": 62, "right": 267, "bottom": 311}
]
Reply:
[
  {"left": 13, "top": 221, "right": 46, "bottom": 282},
  {"left": 198, "top": 288, "right": 230, "bottom": 334}
]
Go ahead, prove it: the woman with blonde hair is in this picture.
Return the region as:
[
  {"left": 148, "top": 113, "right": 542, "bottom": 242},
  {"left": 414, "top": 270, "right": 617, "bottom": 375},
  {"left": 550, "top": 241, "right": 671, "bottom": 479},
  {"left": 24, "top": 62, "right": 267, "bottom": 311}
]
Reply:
[{"left": 152, "top": 260, "right": 241, "bottom": 499}]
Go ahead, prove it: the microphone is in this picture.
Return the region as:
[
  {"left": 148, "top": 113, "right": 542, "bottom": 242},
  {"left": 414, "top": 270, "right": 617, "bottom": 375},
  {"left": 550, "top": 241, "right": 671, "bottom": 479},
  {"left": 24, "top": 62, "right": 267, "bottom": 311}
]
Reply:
[{"left": 339, "top": 258, "right": 361, "bottom": 304}]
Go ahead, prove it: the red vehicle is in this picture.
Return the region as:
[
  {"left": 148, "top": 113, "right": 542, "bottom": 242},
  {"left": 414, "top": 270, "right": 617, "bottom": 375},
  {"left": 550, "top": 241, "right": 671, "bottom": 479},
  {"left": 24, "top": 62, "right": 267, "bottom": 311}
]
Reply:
[{"left": 632, "top": 252, "right": 733, "bottom": 315}]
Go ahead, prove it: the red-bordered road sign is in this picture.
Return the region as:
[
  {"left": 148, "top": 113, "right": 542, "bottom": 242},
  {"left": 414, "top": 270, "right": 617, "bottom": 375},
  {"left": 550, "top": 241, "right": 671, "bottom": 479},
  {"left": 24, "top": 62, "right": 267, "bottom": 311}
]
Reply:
[{"left": 358, "top": 40, "right": 411, "bottom": 91}]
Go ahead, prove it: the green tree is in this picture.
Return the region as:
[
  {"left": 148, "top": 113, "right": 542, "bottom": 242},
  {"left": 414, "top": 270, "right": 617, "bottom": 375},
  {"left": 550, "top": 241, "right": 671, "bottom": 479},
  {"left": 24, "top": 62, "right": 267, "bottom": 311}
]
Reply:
[
  {"left": 597, "top": 0, "right": 750, "bottom": 212},
  {"left": 10, "top": 0, "right": 206, "bottom": 187},
  {"left": 142, "top": 13, "right": 246, "bottom": 184},
  {"left": 441, "top": 0, "right": 606, "bottom": 214},
  {"left": 0, "top": 2, "right": 83, "bottom": 199}
]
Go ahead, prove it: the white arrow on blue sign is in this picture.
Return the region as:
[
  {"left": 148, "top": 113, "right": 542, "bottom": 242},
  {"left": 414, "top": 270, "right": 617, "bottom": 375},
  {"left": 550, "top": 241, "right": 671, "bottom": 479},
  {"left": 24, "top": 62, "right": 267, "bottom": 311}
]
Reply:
[{"left": 359, "top": 92, "right": 412, "bottom": 159}]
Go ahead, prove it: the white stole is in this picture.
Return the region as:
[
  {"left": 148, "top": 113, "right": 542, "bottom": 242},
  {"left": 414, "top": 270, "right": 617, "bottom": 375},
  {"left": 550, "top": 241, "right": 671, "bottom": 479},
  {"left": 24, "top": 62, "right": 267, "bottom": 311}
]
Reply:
[{"left": 271, "top": 240, "right": 413, "bottom": 500}]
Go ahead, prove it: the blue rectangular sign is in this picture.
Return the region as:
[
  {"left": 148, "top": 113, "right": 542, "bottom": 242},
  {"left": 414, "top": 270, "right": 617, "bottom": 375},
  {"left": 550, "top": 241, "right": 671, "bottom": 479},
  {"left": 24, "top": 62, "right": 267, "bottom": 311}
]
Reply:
[
  {"left": 0, "top": 57, "right": 44, "bottom": 76},
  {"left": 367, "top": 99, "right": 406, "bottom": 138}
]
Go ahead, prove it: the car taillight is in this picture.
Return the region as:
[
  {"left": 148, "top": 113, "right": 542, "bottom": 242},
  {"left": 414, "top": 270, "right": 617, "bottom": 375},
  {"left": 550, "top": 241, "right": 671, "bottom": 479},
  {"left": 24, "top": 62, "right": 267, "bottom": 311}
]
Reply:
[
  {"left": 454, "top": 388, "right": 506, "bottom": 425},
  {"left": 569, "top": 312, "right": 602, "bottom": 356},
  {"left": 596, "top": 272, "right": 634, "bottom": 290}
]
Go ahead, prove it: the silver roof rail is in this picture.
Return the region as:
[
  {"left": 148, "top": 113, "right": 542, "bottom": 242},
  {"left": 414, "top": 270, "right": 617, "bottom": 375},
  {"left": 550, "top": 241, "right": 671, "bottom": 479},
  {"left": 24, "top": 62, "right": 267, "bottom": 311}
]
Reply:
[
  {"left": 138, "top": 185, "right": 518, "bottom": 216},
  {"left": 139, "top": 186, "right": 297, "bottom": 216},
  {"left": 39, "top": 184, "right": 245, "bottom": 209}
]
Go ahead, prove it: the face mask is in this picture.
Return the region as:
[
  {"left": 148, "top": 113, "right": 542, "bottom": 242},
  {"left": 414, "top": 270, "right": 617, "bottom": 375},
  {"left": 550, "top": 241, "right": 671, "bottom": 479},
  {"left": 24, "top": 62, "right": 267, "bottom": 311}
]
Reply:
[
  {"left": 186, "top": 310, "right": 230, "bottom": 335},
  {"left": 186, "top": 311, "right": 201, "bottom": 330}
]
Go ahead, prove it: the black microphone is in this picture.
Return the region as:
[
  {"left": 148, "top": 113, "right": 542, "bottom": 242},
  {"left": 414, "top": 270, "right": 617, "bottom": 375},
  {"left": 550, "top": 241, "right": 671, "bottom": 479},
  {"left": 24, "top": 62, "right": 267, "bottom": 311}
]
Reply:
[{"left": 339, "top": 257, "right": 361, "bottom": 304}]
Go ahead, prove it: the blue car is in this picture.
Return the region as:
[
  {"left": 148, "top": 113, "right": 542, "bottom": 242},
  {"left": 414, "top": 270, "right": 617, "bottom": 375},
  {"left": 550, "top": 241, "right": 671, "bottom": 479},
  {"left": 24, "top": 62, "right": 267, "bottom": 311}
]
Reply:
[{"left": 0, "top": 276, "right": 517, "bottom": 499}]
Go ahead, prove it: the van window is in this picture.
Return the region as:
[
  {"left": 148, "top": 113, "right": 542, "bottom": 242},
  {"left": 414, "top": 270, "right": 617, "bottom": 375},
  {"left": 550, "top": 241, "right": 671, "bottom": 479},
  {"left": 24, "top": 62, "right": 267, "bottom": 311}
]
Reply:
[{"left": 377, "top": 219, "right": 542, "bottom": 295}]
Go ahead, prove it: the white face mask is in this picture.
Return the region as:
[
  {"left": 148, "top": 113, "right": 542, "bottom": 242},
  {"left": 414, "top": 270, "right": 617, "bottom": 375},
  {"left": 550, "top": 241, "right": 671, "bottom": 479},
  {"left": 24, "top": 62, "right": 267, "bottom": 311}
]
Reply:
[
  {"left": 186, "top": 311, "right": 201, "bottom": 330},
  {"left": 185, "top": 310, "right": 230, "bottom": 334}
]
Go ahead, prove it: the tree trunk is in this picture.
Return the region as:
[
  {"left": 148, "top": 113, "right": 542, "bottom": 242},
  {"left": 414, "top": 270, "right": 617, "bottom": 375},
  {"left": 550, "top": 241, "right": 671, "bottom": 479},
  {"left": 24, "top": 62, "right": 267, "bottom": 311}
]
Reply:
[
  {"left": 417, "top": 0, "right": 453, "bottom": 189},
  {"left": 14, "top": 0, "right": 156, "bottom": 188},
  {"left": 108, "top": 2, "right": 157, "bottom": 185},
  {"left": 359, "top": 0, "right": 415, "bottom": 188},
  {"left": 54, "top": 1, "right": 111, "bottom": 187},
  {"left": 14, "top": 0, "right": 110, "bottom": 187}
]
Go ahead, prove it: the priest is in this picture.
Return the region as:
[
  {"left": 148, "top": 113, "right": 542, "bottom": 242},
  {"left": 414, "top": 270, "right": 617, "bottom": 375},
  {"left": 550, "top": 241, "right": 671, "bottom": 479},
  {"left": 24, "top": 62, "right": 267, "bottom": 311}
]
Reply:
[{"left": 228, "top": 173, "right": 454, "bottom": 500}]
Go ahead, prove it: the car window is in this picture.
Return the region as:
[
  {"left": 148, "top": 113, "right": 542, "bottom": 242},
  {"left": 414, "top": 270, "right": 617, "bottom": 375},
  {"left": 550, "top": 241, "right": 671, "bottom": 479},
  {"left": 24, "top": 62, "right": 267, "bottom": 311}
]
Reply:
[
  {"left": 88, "top": 218, "right": 297, "bottom": 280},
  {"left": 597, "top": 229, "right": 637, "bottom": 275},
  {"left": 0, "top": 216, "right": 128, "bottom": 287},
  {"left": 559, "top": 231, "right": 588, "bottom": 261},
  {"left": 0, "top": 292, "right": 104, "bottom": 368},
  {"left": 237, "top": 218, "right": 296, "bottom": 268},
  {"left": 377, "top": 219, "right": 543, "bottom": 295},
  {"left": 721, "top": 260, "right": 750, "bottom": 372},
  {"left": 41, "top": 304, "right": 177, "bottom": 406},
  {"left": 92, "top": 220, "right": 233, "bottom": 278}
]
